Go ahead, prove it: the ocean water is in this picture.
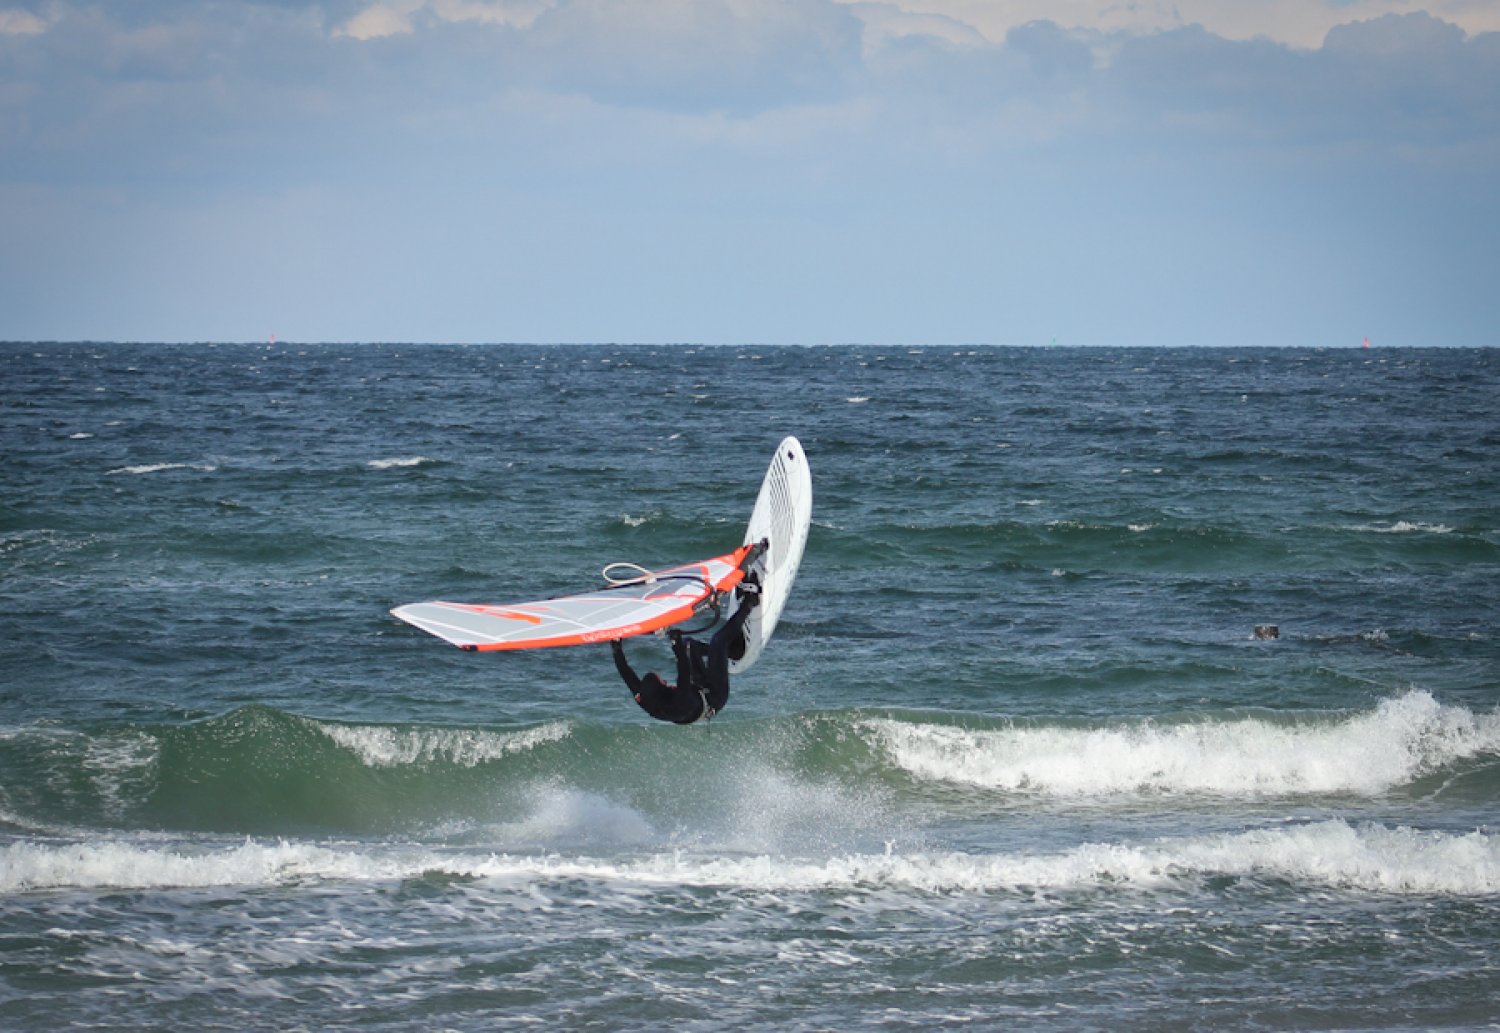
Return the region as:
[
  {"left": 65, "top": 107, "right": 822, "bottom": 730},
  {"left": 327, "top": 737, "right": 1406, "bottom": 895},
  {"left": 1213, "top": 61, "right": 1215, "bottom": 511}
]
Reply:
[{"left": 2, "top": 342, "right": 1497, "bottom": 1031}]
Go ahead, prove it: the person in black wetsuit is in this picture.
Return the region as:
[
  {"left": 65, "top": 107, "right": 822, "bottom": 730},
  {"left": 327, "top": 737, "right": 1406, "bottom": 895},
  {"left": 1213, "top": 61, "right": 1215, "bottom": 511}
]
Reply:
[{"left": 611, "top": 586, "right": 758, "bottom": 725}]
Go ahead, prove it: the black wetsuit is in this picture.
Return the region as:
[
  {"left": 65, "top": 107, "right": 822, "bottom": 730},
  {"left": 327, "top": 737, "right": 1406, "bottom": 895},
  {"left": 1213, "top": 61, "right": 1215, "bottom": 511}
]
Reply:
[{"left": 611, "top": 595, "right": 756, "bottom": 724}]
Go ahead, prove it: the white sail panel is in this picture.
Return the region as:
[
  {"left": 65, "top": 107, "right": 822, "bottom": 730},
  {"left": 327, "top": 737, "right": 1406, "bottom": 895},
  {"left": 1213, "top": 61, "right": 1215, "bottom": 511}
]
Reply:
[{"left": 391, "top": 547, "right": 752, "bottom": 652}]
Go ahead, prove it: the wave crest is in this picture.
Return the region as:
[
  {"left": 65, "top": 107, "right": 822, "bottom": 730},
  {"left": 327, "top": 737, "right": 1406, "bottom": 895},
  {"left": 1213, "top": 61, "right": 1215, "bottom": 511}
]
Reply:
[
  {"left": 365, "top": 456, "right": 437, "bottom": 470},
  {"left": 106, "top": 462, "right": 217, "bottom": 475},
  {"left": 866, "top": 691, "right": 1500, "bottom": 798},
  {"left": 6, "top": 821, "right": 1495, "bottom": 897},
  {"left": 313, "top": 719, "right": 571, "bottom": 768}
]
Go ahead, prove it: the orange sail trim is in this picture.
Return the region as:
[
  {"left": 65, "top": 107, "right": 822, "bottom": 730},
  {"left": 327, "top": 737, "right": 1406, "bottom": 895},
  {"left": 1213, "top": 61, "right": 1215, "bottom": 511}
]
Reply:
[
  {"left": 391, "top": 545, "right": 753, "bottom": 652},
  {"left": 446, "top": 606, "right": 545, "bottom": 625}
]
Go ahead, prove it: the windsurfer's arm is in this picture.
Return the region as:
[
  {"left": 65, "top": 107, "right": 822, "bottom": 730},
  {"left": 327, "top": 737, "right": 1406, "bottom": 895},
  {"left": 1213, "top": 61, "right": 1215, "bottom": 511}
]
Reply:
[{"left": 611, "top": 639, "right": 643, "bottom": 694}]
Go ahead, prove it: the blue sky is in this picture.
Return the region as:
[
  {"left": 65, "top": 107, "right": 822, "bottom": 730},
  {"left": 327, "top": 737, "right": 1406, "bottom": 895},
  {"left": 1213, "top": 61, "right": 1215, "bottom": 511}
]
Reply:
[{"left": 1, "top": 0, "right": 1496, "bottom": 345}]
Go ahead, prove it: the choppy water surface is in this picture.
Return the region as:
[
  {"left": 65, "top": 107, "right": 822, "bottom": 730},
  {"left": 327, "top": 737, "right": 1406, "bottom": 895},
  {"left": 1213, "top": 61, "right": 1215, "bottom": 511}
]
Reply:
[{"left": 2, "top": 344, "right": 1498, "bottom": 1030}]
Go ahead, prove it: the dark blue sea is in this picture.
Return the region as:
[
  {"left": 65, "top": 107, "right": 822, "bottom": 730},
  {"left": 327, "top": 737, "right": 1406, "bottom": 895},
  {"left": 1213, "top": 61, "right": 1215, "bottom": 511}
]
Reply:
[{"left": 2, "top": 343, "right": 1498, "bottom": 1031}]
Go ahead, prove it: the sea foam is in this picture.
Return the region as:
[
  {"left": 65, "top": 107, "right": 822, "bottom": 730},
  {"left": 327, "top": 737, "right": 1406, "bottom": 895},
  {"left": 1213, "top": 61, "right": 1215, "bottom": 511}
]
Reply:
[
  {"left": 0, "top": 839, "right": 404, "bottom": 893},
  {"left": 106, "top": 462, "right": 217, "bottom": 476},
  {"left": 1353, "top": 521, "right": 1456, "bottom": 534},
  {"left": 365, "top": 456, "right": 436, "bottom": 470},
  {"left": 313, "top": 719, "right": 571, "bottom": 768},
  {"left": 865, "top": 690, "right": 1500, "bottom": 798},
  {"left": 5, "top": 821, "right": 1495, "bottom": 896}
]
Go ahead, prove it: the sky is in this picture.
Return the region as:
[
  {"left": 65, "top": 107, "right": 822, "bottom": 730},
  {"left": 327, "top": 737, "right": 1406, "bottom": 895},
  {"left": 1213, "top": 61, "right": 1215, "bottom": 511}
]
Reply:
[{"left": 1, "top": 0, "right": 1497, "bottom": 346}]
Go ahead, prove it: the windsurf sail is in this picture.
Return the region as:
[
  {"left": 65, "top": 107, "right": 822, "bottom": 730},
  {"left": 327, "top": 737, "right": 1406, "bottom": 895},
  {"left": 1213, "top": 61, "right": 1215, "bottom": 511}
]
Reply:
[{"left": 391, "top": 544, "right": 756, "bottom": 652}]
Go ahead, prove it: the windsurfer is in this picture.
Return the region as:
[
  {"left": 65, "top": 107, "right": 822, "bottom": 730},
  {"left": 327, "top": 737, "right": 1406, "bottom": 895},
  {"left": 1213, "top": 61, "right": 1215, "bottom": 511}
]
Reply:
[{"left": 611, "top": 583, "right": 759, "bottom": 724}]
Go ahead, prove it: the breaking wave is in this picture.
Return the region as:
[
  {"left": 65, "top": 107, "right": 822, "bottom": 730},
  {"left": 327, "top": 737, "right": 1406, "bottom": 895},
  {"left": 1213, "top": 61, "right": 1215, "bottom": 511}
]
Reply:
[
  {"left": 6, "top": 820, "right": 1496, "bottom": 897},
  {"left": 866, "top": 690, "right": 1500, "bottom": 798},
  {"left": 316, "top": 719, "right": 572, "bottom": 768},
  {"left": 3, "top": 692, "right": 1496, "bottom": 840}
]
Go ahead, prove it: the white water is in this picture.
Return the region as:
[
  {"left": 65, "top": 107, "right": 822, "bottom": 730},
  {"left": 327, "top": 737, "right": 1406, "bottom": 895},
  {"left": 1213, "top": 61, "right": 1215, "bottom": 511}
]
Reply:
[
  {"left": 312, "top": 718, "right": 572, "bottom": 768},
  {"left": 105, "top": 462, "right": 218, "bottom": 475},
  {"left": 867, "top": 691, "right": 1500, "bottom": 798},
  {"left": 6, "top": 820, "right": 1496, "bottom": 896},
  {"left": 365, "top": 456, "right": 437, "bottom": 470}
]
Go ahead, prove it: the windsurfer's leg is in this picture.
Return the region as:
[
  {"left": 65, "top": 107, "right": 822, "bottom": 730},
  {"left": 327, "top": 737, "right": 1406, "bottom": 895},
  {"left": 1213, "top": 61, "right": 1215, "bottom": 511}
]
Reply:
[
  {"left": 704, "top": 597, "right": 756, "bottom": 712},
  {"left": 688, "top": 638, "right": 709, "bottom": 688},
  {"left": 670, "top": 630, "right": 694, "bottom": 688}
]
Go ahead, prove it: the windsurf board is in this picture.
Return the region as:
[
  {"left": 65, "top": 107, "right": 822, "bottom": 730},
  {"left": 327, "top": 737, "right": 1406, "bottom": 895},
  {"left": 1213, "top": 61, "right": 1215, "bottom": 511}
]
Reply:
[{"left": 729, "top": 435, "right": 812, "bottom": 673}]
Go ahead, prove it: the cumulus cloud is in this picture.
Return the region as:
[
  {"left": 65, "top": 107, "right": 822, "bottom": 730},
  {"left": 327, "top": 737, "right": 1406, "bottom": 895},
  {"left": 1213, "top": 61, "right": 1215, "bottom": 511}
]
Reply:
[
  {"left": 337, "top": 4, "right": 415, "bottom": 39},
  {"left": 4, "top": 1, "right": 1495, "bottom": 134},
  {"left": 1103, "top": 13, "right": 1500, "bottom": 151},
  {"left": 0, "top": 8, "right": 47, "bottom": 34},
  {"left": 2, "top": 2, "right": 1495, "bottom": 210},
  {"left": 0, "top": 0, "right": 1497, "bottom": 344},
  {"left": 845, "top": 1, "right": 988, "bottom": 52},
  {"left": 848, "top": 0, "right": 1500, "bottom": 48},
  {"left": 513, "top": 0, "right": 865, "bottom": 113},
  {"left": 335, "top": 0, "right": 548, "bottom": 40}
]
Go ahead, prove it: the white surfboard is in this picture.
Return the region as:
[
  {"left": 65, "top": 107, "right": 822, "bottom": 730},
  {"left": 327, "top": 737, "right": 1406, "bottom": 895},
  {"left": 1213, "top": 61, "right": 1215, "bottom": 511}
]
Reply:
[{"left": 729, "top": 436, "right": 813, "bottom": 673}]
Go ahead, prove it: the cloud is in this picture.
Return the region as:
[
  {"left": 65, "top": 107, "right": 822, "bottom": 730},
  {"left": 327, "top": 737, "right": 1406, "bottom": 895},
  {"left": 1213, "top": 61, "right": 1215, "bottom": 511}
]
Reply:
[
  {"left": 0, "top": 1, "right": 1497, "bottom": 344},
  {"left": 514, "top": 0, "right": 865, "bottom": 114},
  {"left": 326, "top": 0, "right": 866, "bottom": 114},
  {"left": 0, "top": 8, "right": 46, "bottom": 35},
  {"left": 335, "top": 0, "right": 548, "bottom": 40},
  {"left": 2, "top": 4, "right": 1493, "bottom": 201},
  {"left": 0, "top": 4, "right": 355, "bottom": 189},
  {"left": 848, "top": 0, "right": 1500, "bottom": 48},
  {"left": 6, "top": 2, "right": 1495, "bottom": 138},
  {"left": 1102, "top": 13, "right": 1500, "bottom": 153},
  {"left": 1324, "top": 9, "right": 1468, "bottom": 55},
  {"left": 845, "top": 1, "right": 988, "bottom": 52},
  {"left": 338, "top": 3, "right": 415, "bottom": 39}
]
